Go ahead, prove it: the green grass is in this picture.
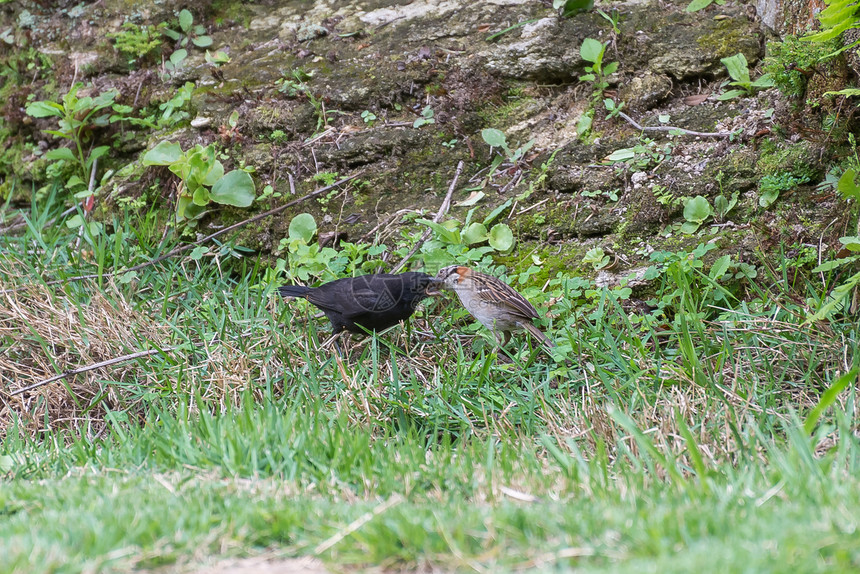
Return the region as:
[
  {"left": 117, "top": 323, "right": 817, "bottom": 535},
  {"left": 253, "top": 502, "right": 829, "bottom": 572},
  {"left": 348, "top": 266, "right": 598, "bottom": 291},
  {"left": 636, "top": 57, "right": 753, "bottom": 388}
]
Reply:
[{"left": 1, "top": 188, "right": 859, "bottom": 573}]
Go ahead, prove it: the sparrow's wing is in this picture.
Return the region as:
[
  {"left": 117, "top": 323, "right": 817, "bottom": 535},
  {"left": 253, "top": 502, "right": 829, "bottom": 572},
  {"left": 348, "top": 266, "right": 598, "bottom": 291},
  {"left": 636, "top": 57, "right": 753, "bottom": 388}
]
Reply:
[{"left": 474, "top": 276, "right": 540, "bottom": 319}]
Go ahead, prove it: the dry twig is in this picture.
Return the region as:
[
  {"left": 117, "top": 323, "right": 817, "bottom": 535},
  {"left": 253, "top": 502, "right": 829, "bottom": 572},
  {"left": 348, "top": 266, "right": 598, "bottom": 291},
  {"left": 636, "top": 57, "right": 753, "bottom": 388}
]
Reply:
[
  {"left": 618, "top": 111, "right": 731, "bottom": 138},
  {"left": 390, "top": 160, "right": 464, "bottom": 273}
]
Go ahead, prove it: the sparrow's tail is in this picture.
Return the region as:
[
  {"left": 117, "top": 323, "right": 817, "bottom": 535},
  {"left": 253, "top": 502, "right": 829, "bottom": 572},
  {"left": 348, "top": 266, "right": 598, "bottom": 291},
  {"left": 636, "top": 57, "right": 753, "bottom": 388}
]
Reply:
[
  {"left": 524, "top": 322, "right": 556, "bottom": 348},
  {"left": 277, "top": 285, "right": 311, "bottom": 299}
]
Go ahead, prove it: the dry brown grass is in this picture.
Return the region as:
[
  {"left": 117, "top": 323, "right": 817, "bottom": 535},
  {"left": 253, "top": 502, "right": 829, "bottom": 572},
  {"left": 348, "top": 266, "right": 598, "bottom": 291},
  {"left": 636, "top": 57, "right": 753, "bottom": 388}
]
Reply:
[{"left": 0, "top": 265, "right": 171, "bottom": 438}]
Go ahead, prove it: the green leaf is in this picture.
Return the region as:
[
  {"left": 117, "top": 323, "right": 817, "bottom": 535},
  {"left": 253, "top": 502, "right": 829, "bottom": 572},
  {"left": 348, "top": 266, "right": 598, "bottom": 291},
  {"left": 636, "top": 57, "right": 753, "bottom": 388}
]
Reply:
[
  {"left": 192, "top": 185, "right": 210, "bottom": 206},
  {"left": 416, "top": 218, "right": 460, "bottom": 244},
  {"left": 192, "top": 35, "right": 212, "bottom": 47},
  {"left": 142, "top": 141, "right": 184, "bottom": 165},
  {"left": 66, "top": 175, "right": 86, "bottom": 189},
  {"left": 488, "top": 223, "right": 514, "bottom": 252},
  {"left": 837, "top": 168, "right": 860, "bottom": 200},
  {"left": 824, "top": 88, "right": 860, "bottom": 97},
  {"left": 603, "top": 61, "right": 619, "bottom": 75},
  {"left": 811, "top": 256, "right": 859, "bottom": 273},
  {"left": 462, "top": 222, "right": 489, "bottom": 245},
  {"left": 839, "top": 236, "right": 860, "bottom": 251},
  {"left": 289, "top": 213, "right": 317, "bottom": 243},
  {"left": 210, "top": 170, "right": 256, "bottom": 207},
  {"left": 45, "top": 148, "right": 77, "bottom": 161},
  {"left": 759, "top": 188, "right": 779, "bottom": 208},
  {"left": 606, "top": 148, "right": 635, "bottom": 162},
  {"left": 720, "top": 53, "right": 750, "bottom": 84},
  {"left": 162, "top": 27, "right": 181, "bottom": 41},
  {"left": 683, "top": 196, "right": 712, "bottom": 224},
  {"left": 482, "top": 198, "right": 513, "bottom": 226},
  {"left": 481, "top": 128, "right": 507, "bottom": 149},
  {"left": 807, "top": 270, "right": 860, "bottom": 322},
  {"left": 716, "top": 89, "right": 747, "bottom": 101},
  {"left": 190, "top": 245, "right": 209, "bottom": 260},
  {"left": 87, "top": 145, "right": 111, "bottom": 167},
  {"left": 65, "top": 214, "right": 85, "bottom": 229},
  {"left": 0, "top": 454, "right": 16, "bottom": 473},
  {"left": 560, "top": 0, "right": 594, "bottom": 16},
  {"left": 680, "top": 221, "right": 701, "bottom": 234},
  {"left": 750, "top": 73, "right": 774, "bottom": 88},
  {"left": 25, "top": 101, "right": 64, "bottom": 118},
  {"left": 170, "top": 49, "right": 187, "bottom": 66},
  {"left": 179, "top": 9, "right": 193, "bottom": 32},
  {"left": 685, "top": 0, "right": 713, "bottom": 12},
  {"left": 709, "top": 255, "right": 731, "bottom": 280},
  {"left": 575, "top": 113, "right": 592, "bottom": 136},
  {"left": 580, "top": 38, "right": 604, "bottom": 63},
  {"left": 803, "top": 369, "right": 858, "bottom": 434}
]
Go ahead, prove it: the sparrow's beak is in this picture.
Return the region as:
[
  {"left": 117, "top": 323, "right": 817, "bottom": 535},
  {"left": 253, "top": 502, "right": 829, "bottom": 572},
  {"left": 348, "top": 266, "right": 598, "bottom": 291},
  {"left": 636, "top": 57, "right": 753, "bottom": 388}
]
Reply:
[{"left": 425, "top": 279, "right": 445, "bottom": 296}]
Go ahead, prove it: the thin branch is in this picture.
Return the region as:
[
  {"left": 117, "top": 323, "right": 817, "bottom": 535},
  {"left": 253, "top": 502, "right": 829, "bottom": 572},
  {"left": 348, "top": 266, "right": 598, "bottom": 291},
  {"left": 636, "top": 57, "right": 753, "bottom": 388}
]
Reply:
[
  {"left": 0, "top": 172, "right": 363, "bottom": 295},
  {"left": 390, "top": 160, "right": 463, "bottom": 273},
  {"left": 617, "top": 111, "right": 731, "bottom": 138},
  {"left": 8, "top": 347, "right": 175, "bottom": 397}
]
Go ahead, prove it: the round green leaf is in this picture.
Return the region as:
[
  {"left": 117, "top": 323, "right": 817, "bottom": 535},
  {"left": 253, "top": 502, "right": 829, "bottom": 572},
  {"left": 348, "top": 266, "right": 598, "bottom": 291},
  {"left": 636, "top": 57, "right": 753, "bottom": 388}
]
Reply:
[
  {"left": 683, "top": 196, "right": 712, "bottom": 224},
  {"left": 210, "top": 170, "right": 255, "bottom": 207},
  {"left": 462, "top": 222, "right": 489, "bottom": 245},
  {"left": 192, "top": 185, "right": 209, "bottom": 206},
  {"left": 289, "top": 213, "right": 317, "bottom": 243},
  {"left": 142, "top": 141, "right": 183, "bottom": 166},
  {"left": 488, "top": 223, "right": 514, "bottom": 252}
]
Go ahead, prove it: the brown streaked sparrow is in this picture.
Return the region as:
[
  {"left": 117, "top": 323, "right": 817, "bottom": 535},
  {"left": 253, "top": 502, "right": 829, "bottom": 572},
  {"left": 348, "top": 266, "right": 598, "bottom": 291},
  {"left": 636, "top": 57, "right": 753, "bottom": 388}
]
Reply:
[{"left": 434, "top": 265, "right": 555, "bottom": 348}]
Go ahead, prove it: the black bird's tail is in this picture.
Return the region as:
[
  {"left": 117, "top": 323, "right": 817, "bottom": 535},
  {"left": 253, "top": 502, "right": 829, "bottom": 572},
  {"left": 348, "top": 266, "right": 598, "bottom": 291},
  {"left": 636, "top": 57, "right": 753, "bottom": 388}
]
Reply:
[{"left": 278, "top": 285, "right": 311, "bottom": 298}]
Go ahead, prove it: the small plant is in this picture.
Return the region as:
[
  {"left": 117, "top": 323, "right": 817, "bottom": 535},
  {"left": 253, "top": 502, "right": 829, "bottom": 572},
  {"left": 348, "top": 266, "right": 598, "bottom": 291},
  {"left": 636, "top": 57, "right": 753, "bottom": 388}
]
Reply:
[
  {"left": 582, "top": 246, "right": 611, "bottom": 270},
  {"left": 26, "top": 84, "right": 118, "bottom": 200},
  {"left": 360, "top": 110, "right": 377, "bottom": 125},
  {"left": 801, "top": 0, "right": 860, "bottom": 47},
  {"left": 276, "top": 69, "right": 337, "bottom": 136},
  {"left": 107, "top": 22, "right": 164, "bottom": 67},
  {"left": 713, "top": 191, "right": 739, "bottom": 220},
  {"left": 581, "top": 188, "right": 620, "bottom": 202},
  {"left": 758, "top": 172, "right": 809, "bottom": 208},
  {"left": 577, "top": 38, "right": 619, "bottom": 136},
  {"left": 807, "top": 159, "right": 860, "bottom": 321},
  {"left": 481, "top": 128, "right": 535, "bottom": 164},
  {"left": 681, "top": 196, "right": 713, "bottom": 233},
  {"left": 274, "top": 213, "right": 381, "bottom": 282},
  {"left": 605, "top": 138, "right": 672, "bottom": 170},
  {"left": 161, "top": 9, "right": 212, "bottom": 75},
  {"left": 162, "top": 9, "right": 212, "bottom": 50},
  {"left": 142, "top": 141, "right": 256, "bottom": 225},
  {"left": 413, "top": 105, "right": 435, "bottom": 128},
  {"left": 716, "top": 53, "right": 774, "bottom": 100},
  {"left": 414, "top": 205, "right": 515, "bottom": 270}
]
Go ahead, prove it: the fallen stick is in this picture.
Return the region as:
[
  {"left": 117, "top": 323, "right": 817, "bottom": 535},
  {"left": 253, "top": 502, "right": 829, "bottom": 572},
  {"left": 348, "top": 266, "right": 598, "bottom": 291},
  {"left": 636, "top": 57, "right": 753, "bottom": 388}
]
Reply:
[
  {"left": 9, "top": 347, "right": 175, "bottom": 396},
  {"left": 617, "top": 111, "right": 731, "bottom": 138}
]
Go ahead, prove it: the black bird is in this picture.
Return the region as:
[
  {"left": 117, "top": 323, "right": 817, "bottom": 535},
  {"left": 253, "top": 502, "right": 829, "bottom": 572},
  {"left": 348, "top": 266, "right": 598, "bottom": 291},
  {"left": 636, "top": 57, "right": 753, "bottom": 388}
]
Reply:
[{"left": 278, "top": 272, "right": 435, "bottom": 334}]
